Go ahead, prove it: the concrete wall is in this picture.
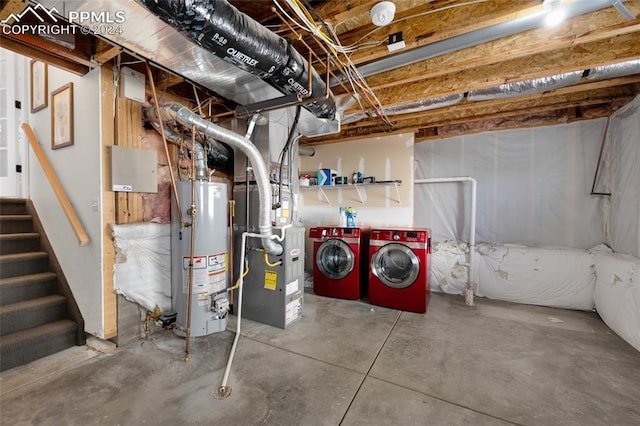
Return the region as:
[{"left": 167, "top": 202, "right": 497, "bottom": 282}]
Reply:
[{"left": 27, "top": 60, "right": 104, "bottom": 337}]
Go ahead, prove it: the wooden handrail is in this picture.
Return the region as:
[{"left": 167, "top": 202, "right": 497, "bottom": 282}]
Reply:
[{"left": 22, "top": 123, "right": 90, "bottom": 246}]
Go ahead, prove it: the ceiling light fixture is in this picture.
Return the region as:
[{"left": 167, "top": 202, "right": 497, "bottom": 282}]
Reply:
[
  {"left": 543, "top": 0, "right": 567, "bottom": 27},
  {"left": 370, "top": 1, "right": 396, "bottom": 27}
]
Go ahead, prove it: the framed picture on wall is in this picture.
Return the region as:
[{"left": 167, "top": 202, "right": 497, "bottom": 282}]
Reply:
[
  {"left": 51, "top": 82, "right": 74, "bottom": 149},
  {"left": 30, "top": 60, "right": 48, "bottom": 113}
]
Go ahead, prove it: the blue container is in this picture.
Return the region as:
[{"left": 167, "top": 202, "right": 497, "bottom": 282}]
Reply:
[{"left": 318, "top": 169, "right": 332, "bottom": 186}]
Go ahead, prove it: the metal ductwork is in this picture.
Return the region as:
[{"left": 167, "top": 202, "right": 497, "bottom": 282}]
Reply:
[
  {"left": 148, "top": 102, "right": 283, "bottom": 256},
  {"left": 139, "top": 0, "right": 335, "bottom": 120},
  {"left": 467, "top": 71, "right": 584, "bottom": 102},
  {"left": 341, "top": 93, "right": 464, "bottom": 124},
  {"left": 588, "top": 59, "right": 640, "bottom": 81},
  {"left": 333, "top": 0, "right": 632, "bottom": 85},
  {"left": 144, "top": 109, "right": 233, "bottom": 176}
]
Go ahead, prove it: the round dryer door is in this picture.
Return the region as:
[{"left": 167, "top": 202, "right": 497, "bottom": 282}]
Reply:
[
  {"left": 316, "top": 239, "right": 355, "bottom": 280},
  {"left": 371, "top": 243, "right": 420, "bottom": 289}
]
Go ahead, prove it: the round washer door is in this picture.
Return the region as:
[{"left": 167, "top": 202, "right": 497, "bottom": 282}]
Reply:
[
  {"left": 316, "top": 239, "right": 355, "bottom": 280},
  {"left": 371, "top": 243, "right": 420, "bottom": 289}
]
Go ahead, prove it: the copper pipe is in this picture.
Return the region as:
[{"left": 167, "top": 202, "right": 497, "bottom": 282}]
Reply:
[
  {"left": 184, "top": 125, "right": 198, "bottom": 362},
  {"left": 145, "top": 62, "right": 185, "bottom": 226},
  {"left": 228, "top": 200, "right": 235, "bottom": 307}
]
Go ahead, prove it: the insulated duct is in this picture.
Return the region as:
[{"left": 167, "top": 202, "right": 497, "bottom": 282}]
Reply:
[
  {"left": 148, "top": 102, "right": 283, "bottom": 256},
  {"left": 467, "top": 71, "right": 584, "bottom": 102},
  {"left": 144, "top": 109, "right": 233, "bottom": 176},
  {"left": 341, "top": 93, "right": 464, "bottom": 124},
  {"left": 587, "top": 59, "right": 640, "bottom": 81},
  {"left": 139, "top": 0, "right": 336, "bottom": 120}
]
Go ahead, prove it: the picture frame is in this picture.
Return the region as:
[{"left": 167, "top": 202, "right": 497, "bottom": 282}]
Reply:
[
  {"left": 30, "top": 60, "right": 48, "bottom": 113},
  {"left": 51, "top": 82, "right": 74, "bottom": 149}
]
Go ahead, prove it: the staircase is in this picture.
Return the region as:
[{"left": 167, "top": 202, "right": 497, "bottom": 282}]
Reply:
[{"left": 0, "top": 198, "right": 85, "bottom": 372}]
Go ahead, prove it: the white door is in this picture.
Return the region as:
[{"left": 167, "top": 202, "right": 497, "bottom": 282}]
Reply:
[{"left": 0, "top": 48, "right": 17, "bottom": 197}]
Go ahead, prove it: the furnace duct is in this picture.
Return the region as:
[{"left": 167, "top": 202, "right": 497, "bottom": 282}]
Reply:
[
  {"left": 147, "top": 102, "right": 283, "bottom": 256},
  {"left": 139, "top": 0, "right": 336, "bottom": 120},
  {"left": 467, "top": 71, "right": 584, "bottom": 101},
  {"left": 341, "top": 94, "right": 464, "bottom": 124},
  {"left": 587, "top": 59, "right": 640, "bottom": 81},
  {"left": 145, "top": 117, "right": 232, "bottom": 179}
]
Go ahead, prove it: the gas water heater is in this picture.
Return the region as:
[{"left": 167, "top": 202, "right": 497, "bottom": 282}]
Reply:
[{"left": 171, "top": 180, "right": 230, "bottom": 337}]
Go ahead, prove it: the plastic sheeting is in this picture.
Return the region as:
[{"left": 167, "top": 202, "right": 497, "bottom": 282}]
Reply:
[
  {"left": 593, "top": 251, "right": 640, "bottom": 352},
  {"left": 475, "top": 244, "right": 595, "bottom": 310},
  {"left": 430, "top": 241, "right": 596, "bottom": 310},
  {"left": 604, "top": 95, "right": 640, "bottom": 257},
  {"left": 415, "top": 119, "right": 608, "bottom": 248},
  {"left": 112, "top": 223, "right": 171, "bottom": 313}
]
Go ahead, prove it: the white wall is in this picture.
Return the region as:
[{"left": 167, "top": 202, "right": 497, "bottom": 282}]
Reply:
[
  {"left": 414, "top": 119, "right": 608, "bottom": 249},
  {"left": 605, "top": 95, "right": 640, "bottom": 257},
  {"left": 26, "top": 59, "right": 104, "bottom": 337}
]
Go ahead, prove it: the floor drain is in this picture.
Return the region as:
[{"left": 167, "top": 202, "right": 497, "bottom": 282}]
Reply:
[{"left": 215, "top": 386, "right": 232, "bottom": 399}]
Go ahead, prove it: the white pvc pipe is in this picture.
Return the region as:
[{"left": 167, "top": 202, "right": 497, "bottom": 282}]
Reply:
[
  {"left": 217, "top": 225, "right": 292, "bottom": 397},
  {"left": 415, "top": 177, "right": 477, "bottom": 306}
]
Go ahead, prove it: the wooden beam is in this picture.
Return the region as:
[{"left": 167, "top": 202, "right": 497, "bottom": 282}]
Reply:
[
  {"left": 0, "top": 35, "right": 90, "bottom": 75},
  {"left": 357, "top": 4, "right": 640, "bottom": 91},
  {"left": 336, "top": 0, "right": 542, "bottom": 66},
  {"left": 100, "top": 61, "right": 117, "bottom": 340},
  {"left": 3, "top": 32, "right": 94, "bottom": 67},
  {"left": 93, "top": 39, "right": 121, "bottom": 64},
  {"left": 345, "top": 34, "right": 640, "bottom": 113},
  {"left": 21, "top": 124, "right": 90, "bottom": 246}
]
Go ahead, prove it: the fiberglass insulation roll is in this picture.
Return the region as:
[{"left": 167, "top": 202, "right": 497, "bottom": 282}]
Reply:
[
  {"left": 475, "top": 243, "right": 596, "bottom": 310},
  {"left": 593, "top": 251, "right": 640, "bottom": 352},
  {"left": 430, "top": 241, "right": 469, "bottom": 294},
  {"left": 112, "top": 223, "right": 172, "bottom": 313}
]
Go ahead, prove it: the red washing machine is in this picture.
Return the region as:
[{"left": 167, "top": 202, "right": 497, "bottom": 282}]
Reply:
[
  {"left": 309, "top": 227, "right": 370, "bottom": 300},
  {"left": 369, "top": 228, "right": 431, "bottom": 313}
]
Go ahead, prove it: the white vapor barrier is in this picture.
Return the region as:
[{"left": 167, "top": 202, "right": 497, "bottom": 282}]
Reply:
[
  {"left": 475, "top": 244, "right": 595, "bottom": 310},
  {"left": 606, "top": 95, "right": 640, "bottom": 257},
  {"left": 112, "top": 223, "right": 172, "bottom": 313},
  {"left": 415, "top": 119, "right": 607, "bottom": 248},
  {"left": 430, "top": 241, "right": 469, "bottom": 295},
  {"left": 593, "top": 252, "right": 640, "bottom": 352},
  {"left": 430, "top": 242, "right": 596, "bottom": 310}
]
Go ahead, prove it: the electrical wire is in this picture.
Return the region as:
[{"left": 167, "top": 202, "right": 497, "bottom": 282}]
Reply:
[{"left": 274, "top": 0, "right": 392, "bottom": 126}]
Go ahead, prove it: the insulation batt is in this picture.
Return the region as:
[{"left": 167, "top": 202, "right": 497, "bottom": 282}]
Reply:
[
  {"left": 112, "top": 223, "right": 172, "bottom": 313},
  {"left": 430, "top": 242, "right": 596, "bottom": 311},
  {"left": 593, "top": 250, "right": 640, "bottom": 352}
]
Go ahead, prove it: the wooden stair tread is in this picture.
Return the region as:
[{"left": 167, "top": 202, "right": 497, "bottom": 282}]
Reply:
[
  {"left": 0, "top": 215, "right": 32, "bottom": 220},
  {"left": 0, "top": 319, "right": 76, "bottom": 346},
  {"left": 0, "top": 272, "right": 57, "bottom": 286},
  {"left": 0, "top": 294, "right": 66, "bottom": 314},
  {"left": 0, "top": 233, "right": 40, "bottom": 241},
  {"left": 0, "top": 251, "right": 48, "bottom": 261}
]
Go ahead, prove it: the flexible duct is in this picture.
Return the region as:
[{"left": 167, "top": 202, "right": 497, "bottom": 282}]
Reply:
[
  {"left": 149, "top": 102, "right": 283, "bottom": 255},
  {"left": 341, "top": 93, "right": 464, "bottom": 124},
  {"left": 139, "top": 0, "right": 335, "bottom": 120},
  {"left": 588, "top": 59, "right": 640, "bottom": 81},
  {"left": 467, "top": 71, "right": 584, "bottom": 102}
]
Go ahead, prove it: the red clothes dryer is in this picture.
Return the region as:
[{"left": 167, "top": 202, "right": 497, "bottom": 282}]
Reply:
[
  {"left": 309, "top": 227, "right": 370, "bottom": 300},
  {"left": 368, "top": 228, "right": 431, "bottom": 313}
]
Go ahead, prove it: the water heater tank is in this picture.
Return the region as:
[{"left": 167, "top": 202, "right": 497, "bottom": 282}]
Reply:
[{"left": 171, "top": 180, "right": 230, "bottom": 337}]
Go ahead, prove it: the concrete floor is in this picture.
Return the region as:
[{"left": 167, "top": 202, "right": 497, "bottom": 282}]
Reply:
[{"left": 2, "top": 292, "right": 640, "bottom": 425}]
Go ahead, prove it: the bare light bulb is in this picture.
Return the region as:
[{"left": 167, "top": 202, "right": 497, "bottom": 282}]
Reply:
[{"left": 543, "top": 0, "right": 567, "bottom": 27}]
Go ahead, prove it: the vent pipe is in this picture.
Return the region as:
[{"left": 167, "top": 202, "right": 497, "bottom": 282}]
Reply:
[
  {"left": 140, "top": 0, "right": 336, "bottom": 120},
  {"left": 148, "top": 102, "right": 283, "bottom": 256}
]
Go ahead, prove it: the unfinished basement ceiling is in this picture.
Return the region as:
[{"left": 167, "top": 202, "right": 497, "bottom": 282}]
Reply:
[{"left": 9, "top": 0, "right": 640, "bottom": 143}]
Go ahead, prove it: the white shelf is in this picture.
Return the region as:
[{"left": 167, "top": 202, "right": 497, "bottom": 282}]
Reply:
[{"left": 301, "top": 180, "right": 402, "bottom": 205}]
